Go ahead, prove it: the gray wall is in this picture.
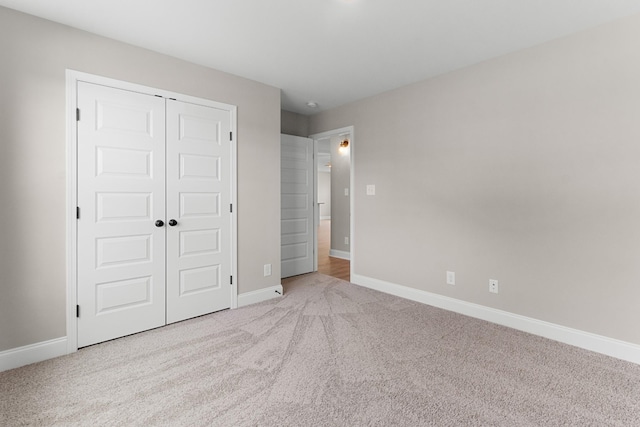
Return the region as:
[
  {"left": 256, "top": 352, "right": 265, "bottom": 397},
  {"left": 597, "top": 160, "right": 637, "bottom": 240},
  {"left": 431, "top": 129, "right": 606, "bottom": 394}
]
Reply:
[
  {"left": 281, "top": 110, "right": 309, "bottom": 137},
  {"left": 309, "top": 13, "right": 640, "bottom": 345},
  {"left": 318, "top": 172, "right": 331, "bottom": 219},
  {"left": 330, "top": 136, "right": 351, "bottom": 254},
  {"left": 0, "top": 7, "right": 281, "bottom": 352}
]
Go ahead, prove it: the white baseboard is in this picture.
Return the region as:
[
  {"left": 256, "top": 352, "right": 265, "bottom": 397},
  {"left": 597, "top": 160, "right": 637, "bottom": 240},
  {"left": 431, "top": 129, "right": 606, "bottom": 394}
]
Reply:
[
  {"left": 1, "top": 285, "right": 284, "bottom": 372},
  {"left": 0, "top": 284, "right": 284, "bottom": 372},
  {"left": 238, "top": 284, "right": 284, "bottom": 307},
  {"left": 351, "top": 273, "right": 640, "bottom": 365},
  {"left": 320, "top": 216, "right": 331, "bottom": 220},
  {"left": 0, "top": 337, "right": 68, "bottom": 373},
  {"left": 329, "top": 249, "right": 351, "bottom": 260}
]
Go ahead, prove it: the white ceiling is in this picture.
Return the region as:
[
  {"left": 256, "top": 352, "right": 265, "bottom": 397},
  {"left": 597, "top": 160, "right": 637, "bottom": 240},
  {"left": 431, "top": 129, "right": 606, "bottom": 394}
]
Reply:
[{"left": 2, "top": 0, "right": 640, "bottom": 114}]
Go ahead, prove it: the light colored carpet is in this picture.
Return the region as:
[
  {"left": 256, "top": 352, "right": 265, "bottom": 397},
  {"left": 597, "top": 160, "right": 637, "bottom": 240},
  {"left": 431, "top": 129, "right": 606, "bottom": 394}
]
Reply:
[{"left": 2, "top": 273, "right": 640, "bottom": 426}]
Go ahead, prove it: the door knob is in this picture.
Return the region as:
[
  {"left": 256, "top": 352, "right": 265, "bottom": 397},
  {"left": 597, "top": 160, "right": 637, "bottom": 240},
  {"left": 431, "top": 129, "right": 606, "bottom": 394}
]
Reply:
[
  {"left": 168, "top": 219, "right": 178, "bottom": 227},
  {"left": 155, "top": 220, "right": 164, "bottom": 227}
]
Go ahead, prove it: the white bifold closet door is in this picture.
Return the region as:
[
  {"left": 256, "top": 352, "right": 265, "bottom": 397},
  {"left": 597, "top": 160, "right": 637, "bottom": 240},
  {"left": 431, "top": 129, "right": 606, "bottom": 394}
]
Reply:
[{"left": 77, "top": 82, "right": 231, "bottom": 347}]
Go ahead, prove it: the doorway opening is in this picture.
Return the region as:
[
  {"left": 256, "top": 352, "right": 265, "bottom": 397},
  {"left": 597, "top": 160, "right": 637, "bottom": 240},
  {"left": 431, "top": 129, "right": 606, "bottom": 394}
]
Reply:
[{"left": 311, "top": 127, "right": 354, "bottom": 282}]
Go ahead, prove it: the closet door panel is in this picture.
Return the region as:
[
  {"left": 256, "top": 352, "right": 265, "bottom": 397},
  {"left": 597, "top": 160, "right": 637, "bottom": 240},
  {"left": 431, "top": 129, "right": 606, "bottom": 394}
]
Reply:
[
  {"left": 77, "top": 82, "right": 166, "bottom": 347},
  {"left": 166, "top": 100, "right": 232, "bottom": 323}
]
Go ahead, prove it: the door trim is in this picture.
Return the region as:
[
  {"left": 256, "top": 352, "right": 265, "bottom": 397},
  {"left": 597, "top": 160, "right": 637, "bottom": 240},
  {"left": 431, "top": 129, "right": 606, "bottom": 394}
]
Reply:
[
  {"left": 66, "top": 70, "right": 238, "bottom": 353},
  {"left": 308, "top": 126, "right": 355, "bottom": 282}
]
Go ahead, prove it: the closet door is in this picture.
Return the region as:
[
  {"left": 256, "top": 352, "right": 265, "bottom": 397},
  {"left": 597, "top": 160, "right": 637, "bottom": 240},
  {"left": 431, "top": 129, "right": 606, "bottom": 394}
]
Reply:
[
  {"left": 165, "top": 100, "right": 232, "bottom": 323},
  {"left": 77, "top": 82, "right": 166, "bottom": 347}
]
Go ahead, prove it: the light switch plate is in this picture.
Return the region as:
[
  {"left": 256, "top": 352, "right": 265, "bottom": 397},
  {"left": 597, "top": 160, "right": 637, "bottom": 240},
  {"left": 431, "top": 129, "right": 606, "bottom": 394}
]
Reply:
[{"left": 366, "top": 185, "right": 376, "bottom": 196}]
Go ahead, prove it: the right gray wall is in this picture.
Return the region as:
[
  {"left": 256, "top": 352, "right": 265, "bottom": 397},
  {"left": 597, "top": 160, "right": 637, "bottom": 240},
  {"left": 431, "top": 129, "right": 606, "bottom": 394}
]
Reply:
[{"left": 309, "top": 13, "right": 640, "bottom": 345}]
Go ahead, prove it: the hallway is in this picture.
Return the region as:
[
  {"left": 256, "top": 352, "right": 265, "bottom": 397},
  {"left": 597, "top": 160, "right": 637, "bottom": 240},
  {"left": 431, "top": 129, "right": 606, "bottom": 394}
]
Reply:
[{"left": 317, "top": 219, "right": 350, "bottom": 281}]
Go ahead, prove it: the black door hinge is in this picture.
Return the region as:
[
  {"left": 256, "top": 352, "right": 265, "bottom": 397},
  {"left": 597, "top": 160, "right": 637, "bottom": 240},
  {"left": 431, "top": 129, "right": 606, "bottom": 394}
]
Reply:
[
  {"left": 230, "top": 276, "right": 233, "bottom": 285},
  {"left": 230, "top": 204, "right": 233, "bottom": 213},
  {"left": 76, "top": 108, "right": 80, "bottom": 121},
  {"left": 230, "top": 131, "right": 233, "bottom": 141},
  {"left": 76, "top": 207, "right": 80, "bottom": 219},
  {"left": 76, "top": 305, "right": 80, "bottom": 318}
]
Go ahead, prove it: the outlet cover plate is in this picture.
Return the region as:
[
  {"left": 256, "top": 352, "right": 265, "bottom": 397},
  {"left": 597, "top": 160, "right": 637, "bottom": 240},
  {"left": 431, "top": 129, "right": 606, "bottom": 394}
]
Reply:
[
  {"left": 489, "top": 279, "right": 499, "bottom": 294},
  {"left": 446, "top": 271, "right": 455, "bottom": 285}
]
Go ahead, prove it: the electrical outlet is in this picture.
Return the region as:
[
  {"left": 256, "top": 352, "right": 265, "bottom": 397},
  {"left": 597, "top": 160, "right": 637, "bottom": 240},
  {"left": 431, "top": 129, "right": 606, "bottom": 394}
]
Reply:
[
  {"left": 344, "top": 188, "right": 349, "bottom": 196},
  {"left": 264, "top": 264, "right": 272, "bottom": 277},
  {"left": 344, "top": 237, "right": 349, "bottom": 245},
  {"left": 489, "top": 279, "right": 499, "bottom": 294},
  {"left": 446, "top": 271, "right": 455, "bottom": 285},
  {"left": 366, "top": 185, "right": 376, "bottom": 196}
]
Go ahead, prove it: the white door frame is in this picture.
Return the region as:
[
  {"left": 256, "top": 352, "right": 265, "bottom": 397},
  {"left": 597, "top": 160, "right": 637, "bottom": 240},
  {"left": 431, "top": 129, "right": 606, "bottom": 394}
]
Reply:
[
  {"left": 65, "top": 70, "right": 238, "bottom": 354},
  {"left": 308, "top": 126, "right": 354, "bottom": 282}
]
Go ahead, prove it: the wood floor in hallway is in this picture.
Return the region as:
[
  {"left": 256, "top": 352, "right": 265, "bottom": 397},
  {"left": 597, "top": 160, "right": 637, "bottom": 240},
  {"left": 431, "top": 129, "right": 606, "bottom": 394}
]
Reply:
[{"left": 317, "top": 219, "right": 350, "bottom": 281}]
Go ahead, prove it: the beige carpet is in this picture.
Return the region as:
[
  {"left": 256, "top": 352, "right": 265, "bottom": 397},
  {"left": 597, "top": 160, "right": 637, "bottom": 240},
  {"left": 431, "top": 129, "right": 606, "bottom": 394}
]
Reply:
[{"left": 2, "top": 273, "right": 640, "bottom": 426}]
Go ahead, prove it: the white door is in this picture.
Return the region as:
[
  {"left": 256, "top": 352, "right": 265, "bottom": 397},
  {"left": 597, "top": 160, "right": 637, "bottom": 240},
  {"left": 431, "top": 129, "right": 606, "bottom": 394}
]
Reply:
[
  {"left": 77, "top": 81, "right": 234, "bottom": 347},
  {"left": 281, "top": 134, "right": 315, "bottom": 278},
  {"left": 165, "top": 100, "right": 232, "bottom": 323},
  {"left": 77, "top": 82, "right": 166, "bottom": 347}
]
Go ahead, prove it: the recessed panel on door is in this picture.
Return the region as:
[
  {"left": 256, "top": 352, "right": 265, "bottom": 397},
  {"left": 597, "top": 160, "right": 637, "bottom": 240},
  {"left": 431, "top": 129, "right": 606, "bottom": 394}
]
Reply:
[
  {"left": 97, "top": 102, "right": 153, "bottom": 136},
  {"left": 282, "top": 218, "right": 308, "bottom": 236},
  {"left": 96, "top": 147, "right": 152, "bottom": 178},
  {"left": 96, "top": 193, "right": 151, "bottom": 222},
  {"left": 96, "top": 234, "right": 151, "bottom": 269},
  {"left": 180, "top": 154, "right": 220, "bottom": 180},
  {"left": 180, "top": 192, "right": 220, "bottom": 218},
  {"left": 179, "top": 265, "right": 221, "bottom": 295},
  {"left": 179, "top": 229, "right": 220, "bottom": 257},
  {"left": 282, "top": 242, "right": 308, "bottom": 261},
  {"left": 281, "top": 194, "right": 309, "bottom": 210},
  {"left": 95, "top": 276, "right": 153, "bottom": 314},
  {"left": 179, "top": 114, "right": 220, "bottom": 144}
]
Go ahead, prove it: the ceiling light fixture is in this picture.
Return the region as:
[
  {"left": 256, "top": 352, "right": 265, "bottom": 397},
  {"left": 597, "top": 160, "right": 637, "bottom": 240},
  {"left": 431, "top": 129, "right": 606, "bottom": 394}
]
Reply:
[{"left": 306, "top": 101, "right": 318, "bottom": 108}]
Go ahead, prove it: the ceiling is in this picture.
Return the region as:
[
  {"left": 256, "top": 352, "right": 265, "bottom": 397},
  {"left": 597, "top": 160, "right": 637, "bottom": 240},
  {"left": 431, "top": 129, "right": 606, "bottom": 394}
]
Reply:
[{"left": 2, "top": 0, "right": 640, "bottom": 114}]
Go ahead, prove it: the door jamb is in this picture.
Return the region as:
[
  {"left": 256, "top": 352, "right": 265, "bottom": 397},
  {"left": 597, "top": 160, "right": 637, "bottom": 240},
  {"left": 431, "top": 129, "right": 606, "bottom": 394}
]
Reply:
[
  {"left": 313, "top": 138, "right": 319, "bottom": 272},
  {"left": 65, "top": 70, "right": 238, "bottom": 354}
]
